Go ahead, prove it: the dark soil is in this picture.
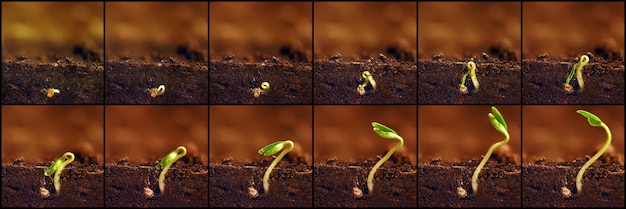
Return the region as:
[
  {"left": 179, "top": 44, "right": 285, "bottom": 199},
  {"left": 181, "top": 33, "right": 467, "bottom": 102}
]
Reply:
[
  {"left": 209, "top": 160, "right": 312, "bottom": 207},
  {"left": 418, "top": 160, "right": 521, "bottom": 207},
  {"left": 522, "top": 56, "right": 624, "bottom": 104},
  {"left": 314, "top": 160, "right": 417, "bottom": 207},
  {"left": 2, "top": 161, "right": 103, "bottom": 207},
  {"left": 523, "top": 160, "right": 624, "bottom": 207},
  {"left": 105, "top": 161, "right": 208, "bottom": 207},
  {"left": 314, "top": 57, "right": 416, "bottom": 104},
  {"left": 418, "top": 56, "right": 521, "bottom": 104},
  {"left": 209, "top": 59, "right": 312, "bottom": 104}
]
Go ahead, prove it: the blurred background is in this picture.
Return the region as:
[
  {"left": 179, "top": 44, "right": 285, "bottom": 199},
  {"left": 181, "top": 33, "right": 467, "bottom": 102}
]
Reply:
[
  {"left": 105, "top": 106, "right": 208, "bottom": 165},
  {"left": 1, "top": 2, "right": 103, "bottom": 61},
  {"left": 209, "top": 106, "right": 312, "bottom": 164},
  {"left": 2, "top": 106, "right": 103, "bottom": 164},
  {"left": 523, "top": 105, "right": 624, "bottom": 163},
  {"left": 314, "top": 2, "right": 416, "bottom": 60},
  {"left": 314, "top": 106, "right": 417, "bottom": 165},
  {"left": 418, "top": 105, "right": 521, "bottom": 163},
  {"left": 106, "top": 2, "right": 207, "bottom": 59},
  {"left": 210, "top": 2, "right": 312, "bottom": 61},
  {"left": 418, "top": 2, "right": 520, "bottom": 60},
  {"left": 523, "top": 2, "right": 624, "bottom": 59}
]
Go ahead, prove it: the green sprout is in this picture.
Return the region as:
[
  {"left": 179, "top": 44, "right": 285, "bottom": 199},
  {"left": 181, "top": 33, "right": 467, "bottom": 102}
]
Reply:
[
  {"left": 156, "top": 146, "right": 187, "bottom": 193},
  {"left": 357, "top": 71, "right": 377, "bottom": 95},
  {"left": 472, "top": 106, "right": 509, "bottom": 193},
  {"left": 459, "top": 61, "right": 479, "bottom": 94},
  {"left": 44, "top": 152, "right": 75, "bottom": 194},
  {"left": 253, "top": 81, "right": 270, "bottom": 97},
  {"left": 564, "top": 55, "right": 589, "bottom": 93},
  {"left": 258, "top": 140, "right": 294, "bottom": 193},
  {"left": 575, "top": 110, "right": 611, "bottom": 193},
  {"left": 368, "top": 122, "right": 404, "bottom": 193}
]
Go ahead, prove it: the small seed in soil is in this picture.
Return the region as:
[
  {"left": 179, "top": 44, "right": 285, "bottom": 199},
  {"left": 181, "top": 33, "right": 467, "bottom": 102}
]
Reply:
[
  {"left": 40, "top": 187, "right": 50, "bottom": 199},
  {"left": 459, "top": 84, "right": 468, "bottom": 95},
  {"left": 248, "top": 186, "right": 259, "bottom": 199},
  {"left": 252, "top": 81, "right": 270, "bottom": 98},
  {"left": 149, "top": 85, "right": 166, "bottom": 98},
  {"left": 564, "top": 83, "right": 574, "bottom": 94},
  {"left": 457, "top": 186, "right": 468, "bottom": 199},
  {"left": 353, "top": 186, "right": 363, "bottom": 199},
  {"left": 144, "top": 187, "right": 154, "bottom": 199},
  {"left": 561, "top": 186, "right": 572, "bottom": 198},
  {"left": 44, "top": 88, "right": 61, "bottom": 98}
]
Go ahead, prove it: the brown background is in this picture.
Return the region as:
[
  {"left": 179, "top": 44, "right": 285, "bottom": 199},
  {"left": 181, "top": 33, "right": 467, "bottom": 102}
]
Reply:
[
  {"left": 418, "top": 105, "right": 521, "bottom": 163},
  {"left": 209, "top": 2, "right": 312, "bottom": 60},
  {"left": 1, "top": 106, "right": 103, "bottom": 163},
  {"left": 105, "top": 106, "right": 208, "bottom": 164},
  {"left": 418, "top": 2, "right": 521, "bottom": 59},
  {"left": 523, "top": 105, "right": 624, "bottom": 163},
  {"left": 523, "top": 2, "right": 624, "bottom": 59},
  {"left": 209, "top": 106, "right": 312, "bottom": 163},
  {"left": 1, "top": 2, "right": 103, "bottom": 60},
  {"left": 314, "top": 2, "right": 416, "bottom": 59},
  {"left": 105, "top": 2, "right": 208, "bottom": 58}
]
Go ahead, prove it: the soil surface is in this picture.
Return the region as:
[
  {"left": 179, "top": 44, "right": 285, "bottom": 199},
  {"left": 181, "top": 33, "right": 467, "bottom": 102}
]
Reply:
[
  {"left": 418, "top": 160, "right": 521, "bottom": 207},
  {"left": 209, "top": 160, "right": 311, "bottom": 207},
  {"left": 522, "top": 56, "right": 624, "bottom": 104},
  {"left": 418, "top": 56, "right": 521, "bottom": 104},
  {"left": 523, "top": 161, "right": 624, "bottom": 207}
]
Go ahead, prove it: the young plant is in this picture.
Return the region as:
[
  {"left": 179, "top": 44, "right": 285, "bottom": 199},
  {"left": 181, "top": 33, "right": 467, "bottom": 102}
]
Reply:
[
  {"left": 564, "top": 55, "right": 589, "bottom": 93},
  {"left": 471, "top": 106, "right": 509, "bottom": 193},
  {"left": 459, "top": 61, "right": 479, "bottom": 94},
  {"left": 44, "top": 152, "right": 75, "bottom": 193},
  {"left": 156, "top": 146, "right": 187, "bottom": 193},
  {"left": 357, "top": 71, "right": 377, "bottom": 95},
  {"left": 252, "top": 81, "right": 270, "bottom": 97},
  {"left": 149, "top": 85, "right": 166, "bottom": 98},
  {"left": 258, "top": 140, "right": 294, "bottom": 193},
  {"left": 575, "top": 110, "right": 612, "bottom": 193},
  {"left": 44, "top": 88, "right": 61, "bottom": 98},
  {"left": 368, "top": 122, "right": 404, "bottom": 193}
]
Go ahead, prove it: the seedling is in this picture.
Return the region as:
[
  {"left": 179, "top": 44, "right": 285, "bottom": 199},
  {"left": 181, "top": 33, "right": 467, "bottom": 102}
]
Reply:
[
  {"left": 459, "top": 61, "right": 479, "bottom": 94},
  {"left": 357, "top": 71, "right": 377, "bottom": 95},
  {"left": 44, "top": 88, "right": 60, "bottom": 98},
  {"left": 44, "top": 152, "right": 75, "bottom": 193},
  {"left": 575, "top": 110, "right": 611, "bottom": 193},
  {"left": 156, "top": 146, "right": 187, "bottom": 193},
  {"left": 149, "top": 85, "right": 166, "bottom": 98},
  {"left": 368, "top": 122, "right": 404, "bottom": 193},
  {"left": 258, "top": 140, "right": 294, "bottom": 193},
  {"left": 471, "top": 106, "right": 509, "bottom": 193},
  {"left": 564, "top": 55, "right": 589, "bottom": 93},
  {"left": 252, "top": 81, "right": 270, "bottom": 97}
]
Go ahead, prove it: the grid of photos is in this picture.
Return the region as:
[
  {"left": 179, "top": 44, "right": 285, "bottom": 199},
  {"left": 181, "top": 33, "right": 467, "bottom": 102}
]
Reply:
[{"left": 1, "top": 1, "right": 623, "bottom": 208}]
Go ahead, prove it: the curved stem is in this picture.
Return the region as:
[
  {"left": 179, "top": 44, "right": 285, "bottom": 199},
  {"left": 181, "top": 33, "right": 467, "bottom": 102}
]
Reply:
[
  {"left": 576, "top": 123, "right": 611, "bottom": 193},
  {"left": 472, "top": 133, "right": 510, "bottom": 193},
  {"left": 263, "top": 141, "right": 293, "bottom": 193},
  {"left": 54, "top": 152, "right": 75, "bottom": 193},
  {"left": 367, "top": 137, "right": 403, "bottom": 193},
  {"left": 158, "top": 146, "right": 187, "bottom": 193}
]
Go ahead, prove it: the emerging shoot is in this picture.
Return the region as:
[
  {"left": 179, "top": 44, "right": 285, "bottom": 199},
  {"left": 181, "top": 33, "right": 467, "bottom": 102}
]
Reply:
[
  {"left": 258, "top": 140, "right": 294, "bottom": 193},
  {"left": 44, "top": 88, "right": 61, "bottom": 98},
  {"left": 252, "top": 81, "right": 270, "bottom": 97},
  {"left": 472, "top": 106, "right": 509, "bottom": 193},
  {"left": 156, "top": 146, "right": 187, "bottom": 193},
  {"left": 460, "top": 61, "right": 479, "bottom": 94},
  {"left": 564, "top": 55, "right": 589, "bottom": 93},
  {"left": 357, "top": 71, "right": 377, "bottom": 95},
  {"left": 575, "top": 110, "right": 611, "bottom": 193},
  {"left": 44, "top": 152, "right": 75, "bottom": 194},
  {"left": 149, "top": 85, "right": 166, "bottom": 98},
  {"left": 368, "top": 122, "right": 404, "bottom": 193}
]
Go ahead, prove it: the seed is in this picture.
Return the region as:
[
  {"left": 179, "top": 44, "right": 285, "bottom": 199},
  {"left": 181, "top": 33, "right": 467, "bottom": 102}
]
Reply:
[
  {"left": 561, "top": 186, "right": 571, "bottom": 198},
  {"left": 352, "top": 186, "right": 363, "bottom": 198},
  {"left": 457, "top": 186, "right": 467, "bottom": 198},
  {"left": 144, "top": 187, "right": 154, "bottom": 199},
  {"left": 40, "top": 187, "right": 50, "bottom": 199},
  {"left": 248, "top": 186, "right": 258, "bottom": 198}
]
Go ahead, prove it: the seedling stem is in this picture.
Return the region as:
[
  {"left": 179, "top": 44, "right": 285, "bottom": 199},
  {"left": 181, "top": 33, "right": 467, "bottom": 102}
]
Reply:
[
  {"left": 44, "top": 152, "right": 75, "bottom": 193},
  {"left": 459, "top": 61, "right": 479, "bottom": 94},
  {"left": 156, "top": 146, "right": 187, "bottom": 193},
  {"left": 357, "top": 71, "right": 376, "bottom": 95},
  {"left": 258, "top": 140, "right": 294, "bottom": 193},
  {"left": 564, "top": 55, "right": 589, "bottom": 93},
  {"left": 575, "top": 110, "right": 611, "bottom": 193},
  {"left": 472, "top": 106, "right": 509, "bottom": 193},
  {"left": 368, "top": 122, "right": 404, "bottom": 193}
]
